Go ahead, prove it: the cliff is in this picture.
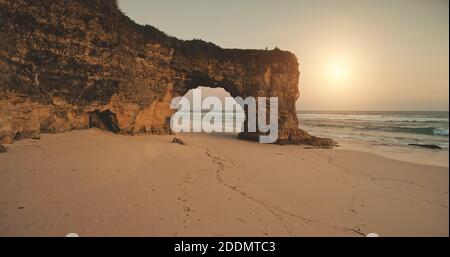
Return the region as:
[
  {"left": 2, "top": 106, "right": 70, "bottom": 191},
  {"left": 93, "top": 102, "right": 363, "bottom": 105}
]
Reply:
[{"left": 0, "top": 0, "right": 336, "bottom": 146}]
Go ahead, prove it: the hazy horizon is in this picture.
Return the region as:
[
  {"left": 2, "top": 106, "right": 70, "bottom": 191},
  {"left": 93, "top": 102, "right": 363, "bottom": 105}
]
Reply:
[{"left": 119, "top": 0, "right": 449, "bottom": 111}]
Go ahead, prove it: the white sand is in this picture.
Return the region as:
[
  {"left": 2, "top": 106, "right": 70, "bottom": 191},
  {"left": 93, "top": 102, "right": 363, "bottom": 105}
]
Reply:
[{"left": 0, "top": 129, "right": 448, "bottom": 236}]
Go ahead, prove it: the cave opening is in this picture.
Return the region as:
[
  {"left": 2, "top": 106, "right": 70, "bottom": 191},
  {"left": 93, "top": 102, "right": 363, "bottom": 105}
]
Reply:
[
  {"left": 88, "top": 110, "right": 121, "bottom": 133},
  {"left": 177, "top": 86, "right": 246, "bottom": 133}
]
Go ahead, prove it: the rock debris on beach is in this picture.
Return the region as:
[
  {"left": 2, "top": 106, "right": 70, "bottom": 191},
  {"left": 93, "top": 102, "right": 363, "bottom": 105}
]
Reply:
[
  {"left": 172, "top": 137, "right": 186, "bottom": 145},
  {"left": 408, "top": 144, "right": 442, "bottom": 150}
]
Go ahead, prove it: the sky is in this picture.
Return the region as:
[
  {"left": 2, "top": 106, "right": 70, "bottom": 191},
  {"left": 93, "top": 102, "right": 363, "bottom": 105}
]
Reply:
[{"left": 118, "top": 0, "right": 449, "bottom": 111}]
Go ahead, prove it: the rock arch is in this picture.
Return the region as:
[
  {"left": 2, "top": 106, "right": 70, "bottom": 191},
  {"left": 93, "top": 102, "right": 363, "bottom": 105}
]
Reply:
[
  {"left": 177, "top": 86, "right": 246, "bottom": 133},
  {"left": 0, "top": 0, "right": 335, "bottom": 146}
]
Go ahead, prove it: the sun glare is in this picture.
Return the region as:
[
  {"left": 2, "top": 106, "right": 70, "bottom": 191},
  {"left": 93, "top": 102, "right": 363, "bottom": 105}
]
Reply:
[
  {"left": 328, "top": 60, "right": 348, "bottom": 82},
  {"left": 331, "top": 65, "right": 345, "bottom": 79}
]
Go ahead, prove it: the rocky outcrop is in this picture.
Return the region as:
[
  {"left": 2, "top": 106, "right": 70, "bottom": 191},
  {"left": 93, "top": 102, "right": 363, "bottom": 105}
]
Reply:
[
  {"left": 408, "top": 144, "right": 442, "bottom": 150},
  {"left": 0, "top": 0, "right": 335, "bottom": 146}
]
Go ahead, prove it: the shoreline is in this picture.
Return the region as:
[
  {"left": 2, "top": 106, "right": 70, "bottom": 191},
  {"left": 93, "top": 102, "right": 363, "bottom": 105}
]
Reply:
[
  {"left": 0, "top": 129, "right": 448, "bottom": 236},
  {"left": 336, "top": 140, "right": 449, "bottom": 168}
]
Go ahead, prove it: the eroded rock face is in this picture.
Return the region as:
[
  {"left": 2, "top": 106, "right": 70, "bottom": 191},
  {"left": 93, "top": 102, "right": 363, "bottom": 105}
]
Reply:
[{"left": 0, "top": 0, "right": 336, "bottom": 146}]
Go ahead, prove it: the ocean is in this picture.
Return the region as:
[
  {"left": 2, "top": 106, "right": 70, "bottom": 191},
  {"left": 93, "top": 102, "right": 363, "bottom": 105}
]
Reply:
[
  {"left": 182, "top": 110, "right": 449, "bottom": 150},
  {"left": 298, "top": 111, "right": 449, "bottom": 150}
]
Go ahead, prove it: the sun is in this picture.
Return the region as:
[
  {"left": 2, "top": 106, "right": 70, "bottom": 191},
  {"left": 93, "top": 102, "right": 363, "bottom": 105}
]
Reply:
[
  {"left": 327, "top": 59, "right": 348, "bottom": 82},
  {"left": 331, "top": 64, "right": 345, "bottom": 79}
]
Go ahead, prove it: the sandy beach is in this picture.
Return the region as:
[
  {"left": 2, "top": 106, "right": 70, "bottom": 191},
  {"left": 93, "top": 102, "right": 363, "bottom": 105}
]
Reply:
[{"left": 0, "top": 129, "right": 447, "bottom": 236}]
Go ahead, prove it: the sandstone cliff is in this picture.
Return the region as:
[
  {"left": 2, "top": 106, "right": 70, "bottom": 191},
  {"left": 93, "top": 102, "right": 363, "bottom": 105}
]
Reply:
[{"left": 0, "top": 0, "right": 336, "bottom": 146}]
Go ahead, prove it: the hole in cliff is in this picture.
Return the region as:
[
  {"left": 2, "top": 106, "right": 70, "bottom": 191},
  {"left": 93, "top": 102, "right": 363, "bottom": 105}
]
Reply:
[
  {"left": 179, "top": 87, "right": 246, "bottom": 133},
  {"left": 88, "top": 110, "right": 121, "bottom": 133},
  {"left": 14, "top": 132, "right": 22, "bottom": 140}
]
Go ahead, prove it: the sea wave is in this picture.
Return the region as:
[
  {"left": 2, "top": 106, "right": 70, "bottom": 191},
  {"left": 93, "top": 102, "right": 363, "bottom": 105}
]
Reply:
[
  {"left": 379, "top": 126, "right": 449, "bottom": 136},
  {"left": 303, "top": 123, "right": 448, "bottom": 136},
  {"left": 299, "top": 114, "right": 449, "bottom": 123},
  {"left": 433, "top": 128, "right": 449, "bottom": 136},
  {"left": 298, "top": 111, "right": 449, "bottom": 150}
]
